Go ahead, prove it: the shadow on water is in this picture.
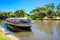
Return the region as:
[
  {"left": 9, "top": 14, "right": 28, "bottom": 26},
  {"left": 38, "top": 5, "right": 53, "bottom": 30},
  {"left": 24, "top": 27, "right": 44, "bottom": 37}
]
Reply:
[
  {"left": 7, "top": 26, "right": 32, "bottom": 33},
  {"left": 1, "top": 24, "right": 32, "bottom": 32}
]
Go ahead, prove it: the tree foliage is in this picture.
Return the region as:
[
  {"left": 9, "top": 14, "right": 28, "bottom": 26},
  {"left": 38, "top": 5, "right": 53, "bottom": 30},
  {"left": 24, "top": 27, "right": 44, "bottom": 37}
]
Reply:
[{"left": 15, "top": 10, "right": 26, "bottom": 17}]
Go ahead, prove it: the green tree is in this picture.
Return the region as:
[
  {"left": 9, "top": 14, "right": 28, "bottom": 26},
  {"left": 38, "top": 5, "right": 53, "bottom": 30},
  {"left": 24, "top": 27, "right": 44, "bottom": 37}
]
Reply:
[
  {"left": 56, "top": 4, "right": 60, "bottom": 17},
  {"left": 15, "top": 10, "right": 26, "bottom": 17},
  {"left": 30, "top": 7, "right": 47, "bottom": 20},
  {"left": 57, "top": 4, "right": 60, "bottom": 12},
  {"left": 44, "top": 3, "right": 55, "bottom": 18},
  {"left": 0, "top": 12, "right": 7, "bottom": 19},
  {"left": 44, "top": 3, "right": 55, "bottom": 10},
  {"left": 7, "top": 12, "right": 14, "bottom": 18}
]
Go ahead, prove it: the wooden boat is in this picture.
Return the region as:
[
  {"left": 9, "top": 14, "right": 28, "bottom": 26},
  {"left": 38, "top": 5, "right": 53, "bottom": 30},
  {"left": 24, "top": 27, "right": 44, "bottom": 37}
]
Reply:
[{"left": 3, "top": 18, "right": 32, "bottom": 32}]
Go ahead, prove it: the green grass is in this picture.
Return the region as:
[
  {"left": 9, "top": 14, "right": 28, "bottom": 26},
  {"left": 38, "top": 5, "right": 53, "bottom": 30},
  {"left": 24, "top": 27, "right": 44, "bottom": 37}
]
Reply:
[{"left": 0, "top": 29, "right": 10, "bottom": 40}]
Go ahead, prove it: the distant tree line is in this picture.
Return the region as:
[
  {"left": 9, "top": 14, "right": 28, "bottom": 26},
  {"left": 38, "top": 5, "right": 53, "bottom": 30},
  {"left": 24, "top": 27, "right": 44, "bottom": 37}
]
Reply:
[
  {"left": 0, "top": 10, "right": 29, "bottom": 19},
  {"left": 0, "top": 3, "right": 60, "bottom": 20},
  {"left": 30, "top": 3, "right": 60, "bottom": 20}
]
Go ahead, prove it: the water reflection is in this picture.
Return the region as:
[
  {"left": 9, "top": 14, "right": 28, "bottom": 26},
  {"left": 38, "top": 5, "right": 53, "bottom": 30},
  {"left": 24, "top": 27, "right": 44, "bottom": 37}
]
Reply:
[
  {"left": 31, "top": 20, "right": 60, "bottom": 37},
  {"left": 56, "top": 21, "right": 60, "bottom": 36},
  {"left": 33, "top": 20, "right": 53, "bottom": 35},
  {"left": 1, "top": 20, "right": 60, "bottom": 40},
  {"left": 13, "top": 30, "right": 33, "bottom": 39}
]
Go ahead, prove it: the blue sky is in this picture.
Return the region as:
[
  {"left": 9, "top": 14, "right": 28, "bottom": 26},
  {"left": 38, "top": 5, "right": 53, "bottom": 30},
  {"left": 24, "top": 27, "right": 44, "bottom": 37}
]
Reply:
[{"left": 0, "top": 0, "right": 60, "bottom": 13}]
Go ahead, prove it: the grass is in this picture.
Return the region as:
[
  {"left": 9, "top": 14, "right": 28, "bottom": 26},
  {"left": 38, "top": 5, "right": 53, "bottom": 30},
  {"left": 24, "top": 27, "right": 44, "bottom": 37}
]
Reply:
[{"left": 0, "top": 28, "right": 10, "bottom": 40}]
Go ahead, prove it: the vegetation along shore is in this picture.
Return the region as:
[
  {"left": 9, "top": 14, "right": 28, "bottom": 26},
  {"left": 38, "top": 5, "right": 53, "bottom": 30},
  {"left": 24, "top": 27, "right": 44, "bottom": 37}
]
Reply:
[{"left": 0, "top": 26, "right": 20, "bottom": 40}]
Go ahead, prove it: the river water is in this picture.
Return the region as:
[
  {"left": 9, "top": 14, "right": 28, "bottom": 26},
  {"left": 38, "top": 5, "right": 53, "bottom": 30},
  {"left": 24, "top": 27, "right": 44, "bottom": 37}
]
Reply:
[{"left": 1, "top": 20, "right": 60, "bottom": 40}]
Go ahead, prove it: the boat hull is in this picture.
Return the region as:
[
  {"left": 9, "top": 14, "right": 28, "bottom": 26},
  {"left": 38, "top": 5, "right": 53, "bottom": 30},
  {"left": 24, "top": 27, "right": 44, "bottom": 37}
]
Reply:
[{"left": 6, "top": 23, "right": 32, "bottom": 32}]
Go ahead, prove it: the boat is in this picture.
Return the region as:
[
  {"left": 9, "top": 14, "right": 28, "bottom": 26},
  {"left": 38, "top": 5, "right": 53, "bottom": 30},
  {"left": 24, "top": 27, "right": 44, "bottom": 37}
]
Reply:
[{"left": 3, "top": 18, "right": 32, "bottom": 32}]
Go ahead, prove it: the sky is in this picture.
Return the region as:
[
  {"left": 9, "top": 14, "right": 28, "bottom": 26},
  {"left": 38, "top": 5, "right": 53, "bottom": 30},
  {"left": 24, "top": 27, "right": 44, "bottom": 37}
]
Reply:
[{"left": 0, "top": 0, "right": 60, "bottom": 13}]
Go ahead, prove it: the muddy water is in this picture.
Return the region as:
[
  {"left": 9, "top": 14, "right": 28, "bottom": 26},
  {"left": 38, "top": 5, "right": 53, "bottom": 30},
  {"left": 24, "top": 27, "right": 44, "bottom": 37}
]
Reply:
[
  {"left": 1, "top": 20, "right": 60, "bottom": 40},
  {"left": 12, "top": 20, "right": 60, "bottom": 40}
]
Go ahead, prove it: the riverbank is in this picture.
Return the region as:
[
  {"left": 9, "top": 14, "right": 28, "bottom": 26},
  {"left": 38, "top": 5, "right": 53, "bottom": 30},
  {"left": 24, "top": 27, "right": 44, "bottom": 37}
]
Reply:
[
  {"left": 0, "top": 26, "right": 10, "bottom": 40},
  {"left": 0, "top": 26, "right": 20, "bottom": 40},
  {"left": 43, "top": 17, "right": 60, "bottom": 20},
  {"left": 1, "top": 17, "right": 60, "bottom": 21}
]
